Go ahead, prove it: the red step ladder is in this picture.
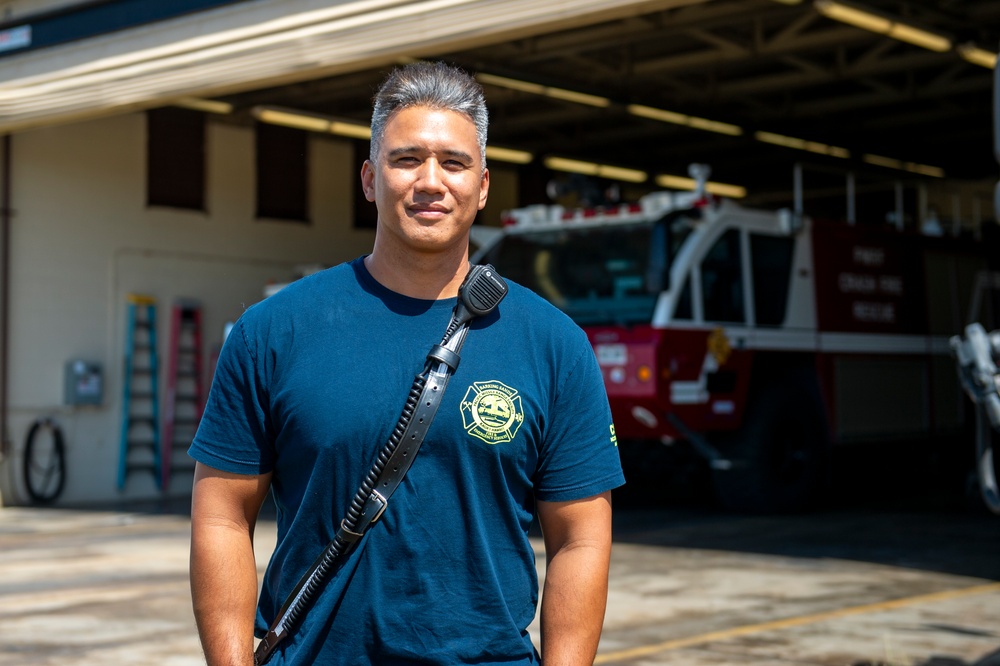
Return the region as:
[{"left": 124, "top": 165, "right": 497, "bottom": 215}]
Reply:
[{"left": 162, "top": 299, "right": 204, "bottom": 489}]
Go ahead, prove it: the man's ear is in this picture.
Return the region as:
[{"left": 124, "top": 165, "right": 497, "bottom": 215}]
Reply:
[
  {"left": 478, "top": 167, "right": 490, "bottom": 211},
  {"left": 361, "top": 160, "right": 376, "bottom": 202}
]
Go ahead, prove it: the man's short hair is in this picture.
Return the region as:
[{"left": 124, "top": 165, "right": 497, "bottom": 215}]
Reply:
[{"left": 369, "top": 61, "right": 488, "bottom": 170}]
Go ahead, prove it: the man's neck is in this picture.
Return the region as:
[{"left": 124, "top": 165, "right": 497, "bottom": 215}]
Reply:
[{"left": 364, "top": 246, "right": 470, "bottom": 300}]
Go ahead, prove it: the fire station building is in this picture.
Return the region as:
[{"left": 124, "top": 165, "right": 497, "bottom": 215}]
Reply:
[{"left": 0, "top": 0, "right": 995, "bottom": 507}]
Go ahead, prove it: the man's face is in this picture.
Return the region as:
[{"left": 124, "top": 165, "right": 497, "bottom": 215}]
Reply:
[{"left": 361, "top": 106, "right": 489, "bottom": 256}]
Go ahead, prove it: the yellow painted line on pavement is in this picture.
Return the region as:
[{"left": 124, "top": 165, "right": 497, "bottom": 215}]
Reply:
[{"left": 595, "top": 582, "right": 1000, "bottom": 664}]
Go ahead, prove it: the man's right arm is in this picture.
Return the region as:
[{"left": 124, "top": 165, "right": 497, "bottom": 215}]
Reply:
[{"left": 190, "top": 462, "right": 273, "bottom": 666}]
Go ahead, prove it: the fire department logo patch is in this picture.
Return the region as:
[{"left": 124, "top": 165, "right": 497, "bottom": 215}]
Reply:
[{"left": 460, "top": 380, "right": 524, "bottom": 445}]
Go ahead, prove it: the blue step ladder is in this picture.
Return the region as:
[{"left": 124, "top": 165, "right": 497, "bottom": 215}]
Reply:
[{"left": 118, "top": 294, "right": 162, "bottom": 490}]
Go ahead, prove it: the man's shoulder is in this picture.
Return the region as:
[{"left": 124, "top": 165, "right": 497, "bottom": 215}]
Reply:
[
  {"left": 247, "top": 261, "right": 359, "bottom": 313},
  {"left": 231, "top": 261, "right": 362, "bottom": 344},
  {"left": 502, "top": 280, "right": 583, "bottom": 332},
  {"left": 268, "top": 261, "right": 358, "bottom": 303},
  {"left": 493, "top": 280, "right": 596, "bottom": 365}
]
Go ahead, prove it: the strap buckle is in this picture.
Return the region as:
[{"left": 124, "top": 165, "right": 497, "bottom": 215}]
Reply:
[
  {"left": 345, "top": 489, "right": 389, "bottom": 542},
  {"left": 364, "top": 489, "right": 389, "bottom": 524}
]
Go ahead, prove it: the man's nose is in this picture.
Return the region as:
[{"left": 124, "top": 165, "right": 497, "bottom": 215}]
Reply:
[{"left": 415, "top": 160, "right": 446, "bottom": 192}]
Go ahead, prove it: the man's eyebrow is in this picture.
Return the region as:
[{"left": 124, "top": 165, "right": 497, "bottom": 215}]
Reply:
[{"left": 386, "top": 146, "right": 475, "bottom": 162}]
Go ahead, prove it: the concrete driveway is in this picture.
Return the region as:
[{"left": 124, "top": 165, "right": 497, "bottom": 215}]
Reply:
[{"left": 0, "top": 502, "right": 998, "bottom": 665}]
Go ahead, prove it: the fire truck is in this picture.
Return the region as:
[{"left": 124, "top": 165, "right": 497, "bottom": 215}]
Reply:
[{"left": 472, "top": 168, "right": 994, "bottom": 512}]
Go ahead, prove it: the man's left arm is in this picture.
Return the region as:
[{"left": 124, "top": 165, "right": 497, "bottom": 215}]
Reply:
[{"left": 537, "top": 491, "right": 613, "bottom": 666}]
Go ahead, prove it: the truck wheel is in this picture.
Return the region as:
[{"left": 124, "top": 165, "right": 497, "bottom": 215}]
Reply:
[{"left": 712, "top": 369, "right": 828, "bottom": 513}]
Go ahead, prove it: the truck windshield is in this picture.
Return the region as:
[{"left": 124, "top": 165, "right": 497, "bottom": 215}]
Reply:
[{"left": 481, "top": 216, "right": 695, "bottom": 325}]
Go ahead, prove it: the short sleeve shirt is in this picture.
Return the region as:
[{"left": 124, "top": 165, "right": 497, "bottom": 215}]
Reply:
[{"left": 189, "top": 257, "right": 625, "bottom": 665}]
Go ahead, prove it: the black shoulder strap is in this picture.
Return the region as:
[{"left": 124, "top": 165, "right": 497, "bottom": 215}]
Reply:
[
  {"left": 254, "top": 265, "right": 507, "bottom": 665},
  {"left": 255, "top": 349, "right": 458, "bottom": 665},
  {"left": 338, "top": 362, "right": 452, "bottom": 544}
]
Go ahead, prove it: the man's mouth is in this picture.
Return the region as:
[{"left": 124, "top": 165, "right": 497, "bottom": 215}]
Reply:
[{"left": 410, "top": 205, "right": 449, "bottom": 217}]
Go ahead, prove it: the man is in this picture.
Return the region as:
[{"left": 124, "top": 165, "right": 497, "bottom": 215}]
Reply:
[{"left": 189, "top": 61, "right": 624, "bottom": 665}]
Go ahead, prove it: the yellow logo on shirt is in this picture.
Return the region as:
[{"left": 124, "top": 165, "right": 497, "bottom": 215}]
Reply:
[{"left": 460, "top": 380, "right": 524, "bottom": 445}]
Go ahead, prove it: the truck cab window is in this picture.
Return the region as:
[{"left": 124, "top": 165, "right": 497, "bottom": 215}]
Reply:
[
  {"left": 674, "top": 277, "right": 693, "bottom": 320},
  {"left": 481, "top": 222, "right": 662, "bottom": 325},
  {"left": 750, "top": 233, "right": 795, "bottom": 327},
  {"left": 701, "top": 229, "right": 745, "bottom": 323}
]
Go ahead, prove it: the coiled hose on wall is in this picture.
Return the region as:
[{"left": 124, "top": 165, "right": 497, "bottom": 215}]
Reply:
[{"left": 23, "top": 418, "right": 66, "bottom": 504}]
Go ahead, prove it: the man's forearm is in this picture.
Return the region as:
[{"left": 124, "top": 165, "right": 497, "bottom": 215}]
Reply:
[
  {"left": 190, "top": 523, "right": 261, "bottom": 666},
  {"left": 539, "top": 540, "right": 610, "bottom": 666}
]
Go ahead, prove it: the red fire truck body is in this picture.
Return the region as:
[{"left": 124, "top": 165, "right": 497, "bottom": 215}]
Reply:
[{"left": 474, "top": 190, "right": 987, "bottom": 511}]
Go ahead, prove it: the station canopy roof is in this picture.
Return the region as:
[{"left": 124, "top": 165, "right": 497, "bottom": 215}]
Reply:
[{"left": 0, "top": 0, "right": 997, "bottom": 212}]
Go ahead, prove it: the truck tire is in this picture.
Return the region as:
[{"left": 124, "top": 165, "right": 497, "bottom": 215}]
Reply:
[{"left": 712, "top": 369, "right": 828, "bottom": 513}]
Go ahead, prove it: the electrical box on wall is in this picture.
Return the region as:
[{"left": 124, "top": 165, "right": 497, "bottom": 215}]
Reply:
[{"left": 64, "top": 360, "right": 103, "bottom": 406}]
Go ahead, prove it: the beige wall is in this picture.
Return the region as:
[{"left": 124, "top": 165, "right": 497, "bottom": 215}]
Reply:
[{"left": 0, "top": 111, "right": 389, "bottom": 505}]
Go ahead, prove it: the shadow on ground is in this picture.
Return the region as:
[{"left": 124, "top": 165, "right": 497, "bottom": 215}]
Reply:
[
  {"left": 37, "top": 435, "right": 999, "bottom": 582},
  {"left": 611, "top": 439, "right": 1000, "bottom": 581}
]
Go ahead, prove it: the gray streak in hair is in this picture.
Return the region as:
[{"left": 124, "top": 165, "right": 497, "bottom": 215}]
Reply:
[{"left": 369, "top": 61, "right": 488, "bottom": 171}]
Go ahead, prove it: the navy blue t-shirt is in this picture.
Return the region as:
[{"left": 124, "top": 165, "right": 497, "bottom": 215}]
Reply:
[{"left": 190, "top": 257, "right": 624, "bottom": 665}]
